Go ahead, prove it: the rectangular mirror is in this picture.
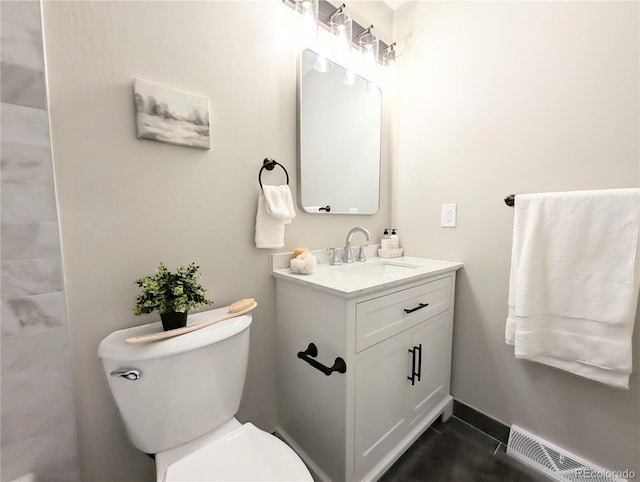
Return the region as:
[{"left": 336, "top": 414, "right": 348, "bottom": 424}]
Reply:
[{"left": 298, "top": 49, "right": 382, "bottom": 215}]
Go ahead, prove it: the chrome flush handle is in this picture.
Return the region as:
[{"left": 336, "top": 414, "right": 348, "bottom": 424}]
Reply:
[{"left": 110, "top": 368, "right": 141, "bottom": 381}]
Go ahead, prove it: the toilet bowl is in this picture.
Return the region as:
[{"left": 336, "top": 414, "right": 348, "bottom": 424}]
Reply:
[{"left": 98, "top": 306, "right": 312, "bottom": 482}]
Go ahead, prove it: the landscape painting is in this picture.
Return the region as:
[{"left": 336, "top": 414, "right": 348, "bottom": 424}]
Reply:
[{"left": 133, "top": 78, "right": 210, "bottom": 150}]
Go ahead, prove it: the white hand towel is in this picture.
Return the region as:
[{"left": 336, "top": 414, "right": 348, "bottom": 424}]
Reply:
[
  {"left": 506, "top": 188, "right": 640, "bottom": 388},
  {"left": 255, "top": 193, "right": 285, "bottom": 249},
  {"left": 262, "top": 185, "right": 296, "bottom": 223}
]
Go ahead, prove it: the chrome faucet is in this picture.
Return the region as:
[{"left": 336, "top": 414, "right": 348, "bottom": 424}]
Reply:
[
  {"left": 343, "top": 227, "right": 371, "bottom": 263},
  {"left": 327, "top": 247, "right": 343, "bottom": 266}
]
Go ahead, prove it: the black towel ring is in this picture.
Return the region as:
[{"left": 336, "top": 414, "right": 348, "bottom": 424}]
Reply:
[{"left": 258, "top": 158, "right": 290, "bottom": 191}]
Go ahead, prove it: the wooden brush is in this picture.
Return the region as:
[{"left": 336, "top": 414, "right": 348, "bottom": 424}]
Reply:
[{"left": 125, "top": 298, "right": 257, "bottom": 344}]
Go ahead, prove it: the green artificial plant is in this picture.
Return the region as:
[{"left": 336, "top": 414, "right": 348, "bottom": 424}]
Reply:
[{"left": 133, "top": 262, "right": 212, "bottom": 316}]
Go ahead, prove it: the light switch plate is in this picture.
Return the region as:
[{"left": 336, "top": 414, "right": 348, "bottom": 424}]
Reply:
[{"left": 441, "top": 204, "right": 457, "bottom": 227}]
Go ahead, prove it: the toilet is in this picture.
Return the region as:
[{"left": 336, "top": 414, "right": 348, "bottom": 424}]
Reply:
[{"left": 98, "top": 305, "right": 313, "bottom": 482}]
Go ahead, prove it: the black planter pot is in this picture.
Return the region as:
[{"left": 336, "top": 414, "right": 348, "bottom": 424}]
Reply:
[{"left": 160, "top": 311, "right": 188, "bottom": 331}]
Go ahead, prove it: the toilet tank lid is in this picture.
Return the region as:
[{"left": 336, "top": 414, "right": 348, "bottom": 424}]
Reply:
[{"left": 98, "top": 306, "right": 252, "bottom": 362}]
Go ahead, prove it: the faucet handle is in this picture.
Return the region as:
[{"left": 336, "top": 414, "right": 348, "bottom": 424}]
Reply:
[
  {"left": 356, "top": 245, "right": 367, "bottom": 262},
  {"left": 327, "top": 248, "right": 343, "bottom": 266}
]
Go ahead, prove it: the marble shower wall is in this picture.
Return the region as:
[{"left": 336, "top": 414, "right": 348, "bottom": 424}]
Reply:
[{"left": 1, "top": 1, "right": 80, "bottom": 481}]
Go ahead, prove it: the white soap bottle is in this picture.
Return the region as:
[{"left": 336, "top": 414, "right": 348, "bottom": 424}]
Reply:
[
  {"left": 390, "top": 229, "right": 400, "bottom": 249},
  {"left": 381, "top": 229, "right": 393, "bottom": 250}
]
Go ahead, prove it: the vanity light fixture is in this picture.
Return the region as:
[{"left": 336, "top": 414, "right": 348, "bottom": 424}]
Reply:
[
  {"left": 283, "top": 0, "right": 398, "bottom": 67},
  {"left": 329, "top": 4, "right": 352, "bottom": 63},
  {"left": 295, "top": 0, "right": 319, "bottom": 44},
  {"left": 358, "top": 25, "right": 379, "bottom": 71}
]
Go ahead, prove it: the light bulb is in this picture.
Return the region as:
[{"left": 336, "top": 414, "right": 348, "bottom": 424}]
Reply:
[
  {"left": 330, "top": 11, "right": 352, "bottom": 66},
  {"left": 296, "top": 0, "right": 318, "bottom": 45},
  {"left": 358, "top": 30, "right": 379, "bottom": 75}
]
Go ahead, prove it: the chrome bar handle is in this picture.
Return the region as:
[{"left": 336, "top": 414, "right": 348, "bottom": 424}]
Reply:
[
  {"left": 355, "top": 245, "right": 366, "bottom": 262},
  {"left": 110, "top": 368, "right": 141, "bottom": 381}
]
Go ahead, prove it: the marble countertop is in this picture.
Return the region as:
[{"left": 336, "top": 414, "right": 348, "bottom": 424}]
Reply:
[{"left": 272, "top": 254, "right": 463, "bottom": 298}]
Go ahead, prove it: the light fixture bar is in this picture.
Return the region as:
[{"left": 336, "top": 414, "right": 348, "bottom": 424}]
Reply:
[{"left": 283, "top": 0, "right": 394, "bottom": 64}]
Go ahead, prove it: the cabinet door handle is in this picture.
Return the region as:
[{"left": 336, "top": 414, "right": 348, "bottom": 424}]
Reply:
[
  {"left": 407, "top": 347, "right": 417, "bottom": 386},
  {"left": 416, "top": 343, "right": 422, "bottom": 382},
  {"left": 404, "top": 302, "right": 429, "bottom": 314}
]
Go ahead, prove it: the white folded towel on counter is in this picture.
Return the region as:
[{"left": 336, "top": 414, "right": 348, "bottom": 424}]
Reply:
[
  {"left": 255, "top": 185, "right": 296, "bottom": 249},
  {"left": 506, "top": 188, "right": 640, "bottom": 388}
]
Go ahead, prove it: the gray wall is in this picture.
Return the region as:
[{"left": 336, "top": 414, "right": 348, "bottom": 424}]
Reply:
[
  {"left": 393, "top": 1, "right": 640, "bottom": 472},
  {"left": 0, "top": 1, "right": 80, "bottom": 481},
  {"left": 42, "top": 1, "right": 392, "bottom": 480}
]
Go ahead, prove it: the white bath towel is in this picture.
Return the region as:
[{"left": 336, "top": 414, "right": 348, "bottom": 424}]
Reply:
[
  {"left": 505, "top": 188, "right": 640, "bottom": 388},
  {"left": 262, "top": 185, "right": 296, "bottom": 223},
  {"left": 255, "top": 185, "right": 296, "bottom": 249},
  {"left": 255, "top": 193, "right": 285, "bottom": 249}
]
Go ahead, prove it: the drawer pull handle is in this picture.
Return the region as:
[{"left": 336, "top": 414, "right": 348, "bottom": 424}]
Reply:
[
  {"left": 404, "top": 302, "right": 429, "bottom": 314},
  {"left": 297, "top": 343, "right": 347, "bottom": 376}
]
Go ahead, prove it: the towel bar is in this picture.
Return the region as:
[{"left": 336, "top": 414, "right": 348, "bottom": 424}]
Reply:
[
  {"left": 259, "top": 158, "right": 289, "bottom": 190},
  {"left": 505, "top": 194, "right": 516, "bottom": 207},
  {"left": 297, "top": 343, "right": 347, "bottom": 376}
]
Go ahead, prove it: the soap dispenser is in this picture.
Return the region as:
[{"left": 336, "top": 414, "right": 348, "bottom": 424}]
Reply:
[
  {"left": 390, "top": 229, "right": 400, "bottom": 249},
  {"left": 381, "top": 229, "right": 393, "bottom": 250}
]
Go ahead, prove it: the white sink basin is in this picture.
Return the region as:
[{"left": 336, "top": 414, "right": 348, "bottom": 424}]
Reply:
[{"left": 335, "top": 261, "right": 420, "bottom": 278}]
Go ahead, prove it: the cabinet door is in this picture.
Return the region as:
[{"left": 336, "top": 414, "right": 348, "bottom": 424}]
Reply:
[
  {"left": 354, "top": 333, "right": 411, "bottom": 480},
  {"left": 407, "top": 312, "right": 453, "bottom": 429}
]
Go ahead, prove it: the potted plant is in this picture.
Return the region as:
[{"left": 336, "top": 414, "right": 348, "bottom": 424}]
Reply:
[{"left": 133, "top": 262, "right": 212, "bottom": 331}]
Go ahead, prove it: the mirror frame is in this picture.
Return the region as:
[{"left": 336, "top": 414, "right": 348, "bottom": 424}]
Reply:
[{"left": 296, "top": 48, "right": 382, "bottom": 215}]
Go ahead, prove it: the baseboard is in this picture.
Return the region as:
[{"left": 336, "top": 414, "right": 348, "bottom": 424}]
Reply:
[{"left": 453, "top": 399, "right": 510, "bottom": 444}]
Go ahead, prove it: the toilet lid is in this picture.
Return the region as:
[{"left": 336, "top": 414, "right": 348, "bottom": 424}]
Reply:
[{"left": 165, "top": 423, "right": 313, "bottom": 482}]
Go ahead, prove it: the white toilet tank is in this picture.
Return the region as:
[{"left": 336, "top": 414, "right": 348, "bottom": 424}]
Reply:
[{"left": 98, "top": 307, "right": 252, "bottom": 454}]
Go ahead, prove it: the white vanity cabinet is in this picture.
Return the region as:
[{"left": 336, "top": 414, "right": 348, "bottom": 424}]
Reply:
[
  {"left": 274, "top": 257, "right": 461, "bottom": 482},
  {"left": 353, "top": 310, "right": 452, "bottom": 479}
]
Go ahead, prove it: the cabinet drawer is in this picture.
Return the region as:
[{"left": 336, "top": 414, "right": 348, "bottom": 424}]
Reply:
[{"left": 355, "top": 277, "right": 452, "bottom": 352}]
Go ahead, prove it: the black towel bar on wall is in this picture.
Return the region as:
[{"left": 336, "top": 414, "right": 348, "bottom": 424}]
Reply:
[{"left": 258, "top": 158, "right": 289, "bottom": 190}]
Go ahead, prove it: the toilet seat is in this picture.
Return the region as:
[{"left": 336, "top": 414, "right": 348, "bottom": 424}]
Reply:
[{"left": 164, "top": 423, "right": 313, "bottom": 481}]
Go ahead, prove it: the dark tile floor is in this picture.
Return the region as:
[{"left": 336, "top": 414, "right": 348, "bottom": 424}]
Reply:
[{"left": 379, "top": 416, "right": 551, "bottom": 482}]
